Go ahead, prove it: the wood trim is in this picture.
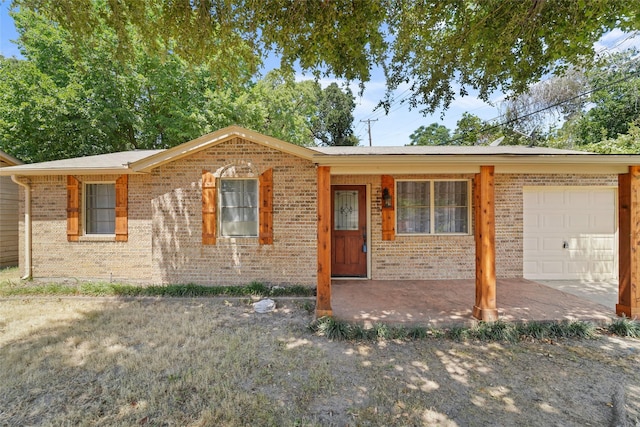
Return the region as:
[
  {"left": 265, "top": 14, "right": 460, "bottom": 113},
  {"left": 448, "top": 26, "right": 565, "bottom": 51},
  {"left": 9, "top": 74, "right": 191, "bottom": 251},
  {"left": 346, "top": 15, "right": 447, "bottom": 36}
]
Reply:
[
  {"left": 381, "top": 175, "right": 395, "bottom": 241},
  {"left": 472, "top": 166, "right": 498, "bottom": 321},
  {"left": 617, "top": 166, "right": 640, "bottom": 317},
  {"left": 316, "top": 166, "right": 332, "bottom": 317},
  {"left": 115, "top": 175, "right": 128, "bottom": 242},
  {"left": 66, "top": 175, "right": 79, "bottom": 242},
  {"left": 259, "top": 168, "right": 273, "bottom": 245},
  {"left": 202, "top": 170, "right": 217, "bottom": 245}
]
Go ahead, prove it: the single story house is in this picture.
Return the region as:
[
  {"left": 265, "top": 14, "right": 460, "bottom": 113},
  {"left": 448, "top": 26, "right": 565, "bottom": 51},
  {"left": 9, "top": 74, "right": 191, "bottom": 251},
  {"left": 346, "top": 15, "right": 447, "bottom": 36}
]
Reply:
[
  {"left": 0, "top": 149, "right": 22, "bottom": 268},
  {"left": 2, "top": 125, "right": 640, "bottom": 320}
]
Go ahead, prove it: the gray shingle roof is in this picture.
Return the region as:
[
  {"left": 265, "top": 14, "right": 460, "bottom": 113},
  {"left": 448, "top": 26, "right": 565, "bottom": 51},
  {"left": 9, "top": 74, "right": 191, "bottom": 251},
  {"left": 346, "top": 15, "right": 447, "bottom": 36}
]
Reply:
[
  {"left": 311, "top": 145, "right": 593, "bottom": 156},
  {"left": 0, "top": 150, "right": 163, "bottom": 175}
]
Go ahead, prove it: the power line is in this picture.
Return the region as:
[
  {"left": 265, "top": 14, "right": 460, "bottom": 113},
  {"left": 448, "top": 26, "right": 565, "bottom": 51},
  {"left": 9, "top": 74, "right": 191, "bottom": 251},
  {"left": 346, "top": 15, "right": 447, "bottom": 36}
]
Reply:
[{"left": 443, "top": 66, "right": 640, "bottom": 145}]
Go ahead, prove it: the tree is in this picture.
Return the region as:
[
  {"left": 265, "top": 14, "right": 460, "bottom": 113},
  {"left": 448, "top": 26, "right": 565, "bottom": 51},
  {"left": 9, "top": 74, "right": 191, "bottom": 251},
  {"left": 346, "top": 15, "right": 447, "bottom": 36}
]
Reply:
[
  {"left": 312, "top": 83, "right": 359, "bottom": 146},
  {"left": 451, "top": 113, "right": 504, "bottom": 146},
  {"left": 226, "top": 71, "right": 358, "bottom": 146},
  {"left": 408, "top": 123, "right": 451, "bottom": 146},
  {"left": 0, "top": 8, "right": 250, "bottom": 162},
  {"left": 500, "top": 68, "right": 588, "bottom": 139},
  {"left": 574, "top": 50, "right": 640, "bottom": 146},
  {"left": 14, "top": 0, "right": 639, "bottom": 113}
]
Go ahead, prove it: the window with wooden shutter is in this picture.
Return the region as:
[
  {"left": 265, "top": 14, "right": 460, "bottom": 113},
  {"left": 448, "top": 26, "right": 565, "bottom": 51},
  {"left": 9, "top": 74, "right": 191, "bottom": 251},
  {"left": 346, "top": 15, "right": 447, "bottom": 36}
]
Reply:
[
  {"left": 259, "top": 168, "right": 273, "bottom": 245},
  {"left": 381, "top": 175, "right": 395, "bottom": 241},
  {"left": 115, "top": 175, "right": 128, "bottom": 241},
  {"left": 202, "top": 170, "right": 217, "bottom": 245},
  {"left": 67, "top": 175, "right": 80, "bottom": 242}
]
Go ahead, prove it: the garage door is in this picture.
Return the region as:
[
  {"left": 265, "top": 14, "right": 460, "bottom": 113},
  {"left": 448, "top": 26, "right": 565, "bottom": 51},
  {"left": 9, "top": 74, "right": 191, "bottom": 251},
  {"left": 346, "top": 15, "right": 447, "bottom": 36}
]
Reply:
[{"left": 523, "top": 187, "right": 617, "bottom": 280}]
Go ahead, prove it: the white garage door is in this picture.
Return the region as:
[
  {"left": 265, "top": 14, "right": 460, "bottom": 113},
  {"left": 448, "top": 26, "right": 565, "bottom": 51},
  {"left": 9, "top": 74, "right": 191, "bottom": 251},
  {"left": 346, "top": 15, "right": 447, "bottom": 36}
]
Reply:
[{"left": 523, "top": 187, "right": 617, "bottom": 280}]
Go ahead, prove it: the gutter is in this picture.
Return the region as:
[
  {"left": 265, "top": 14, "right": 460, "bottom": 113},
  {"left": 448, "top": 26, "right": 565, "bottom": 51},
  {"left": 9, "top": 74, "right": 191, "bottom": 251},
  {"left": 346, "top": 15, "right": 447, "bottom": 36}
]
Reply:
[{"left": 11, "top": 175, "right": 31, "bottom": 280}]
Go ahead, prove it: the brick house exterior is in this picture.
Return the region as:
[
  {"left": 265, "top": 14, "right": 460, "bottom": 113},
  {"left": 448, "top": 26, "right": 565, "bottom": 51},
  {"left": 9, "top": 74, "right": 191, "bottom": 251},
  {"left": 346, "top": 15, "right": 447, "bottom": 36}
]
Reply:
[{"left": 3, "top": 126, "right": 640, "bottom": 319}]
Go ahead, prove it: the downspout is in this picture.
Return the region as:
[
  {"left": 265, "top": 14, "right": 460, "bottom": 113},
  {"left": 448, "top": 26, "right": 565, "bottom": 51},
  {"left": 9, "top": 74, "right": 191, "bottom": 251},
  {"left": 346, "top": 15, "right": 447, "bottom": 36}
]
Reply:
[{"left": 11, "top": 175, "right": 31, "bottom": 280}]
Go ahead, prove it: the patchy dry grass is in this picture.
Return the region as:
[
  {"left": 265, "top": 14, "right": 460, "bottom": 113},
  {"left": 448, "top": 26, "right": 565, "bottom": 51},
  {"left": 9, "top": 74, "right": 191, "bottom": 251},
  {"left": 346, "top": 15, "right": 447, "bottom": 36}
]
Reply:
[{"left": 1, "top": 297, "right": 640, "bottom": 426}]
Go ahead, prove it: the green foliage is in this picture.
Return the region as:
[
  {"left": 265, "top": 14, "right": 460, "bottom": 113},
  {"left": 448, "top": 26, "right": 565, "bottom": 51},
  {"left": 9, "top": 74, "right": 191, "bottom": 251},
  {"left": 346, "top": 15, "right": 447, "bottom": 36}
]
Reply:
[
  {"left": 452, "top": 112, "right": 505, "bottom": 146},
  {"left": 408, "top": 123, "right": 451, "bottom": 146},
  {"left": 518, "top": 50, "right": 640, "bottom": 150},
  {"left": 580, "top": 121, "right": 640, "bottom": 154},
  {"left": 0, "top": 9, "right": 359, "bottom": 162},
  {"left": 608, "top": 317, "right": 640, "bottom": 338},
  {"left": 0, "top": 279, "right": 314, "bottom": 298},
  {"left": 310, "top": 318, "right": 597, "bottom": 342},
  {"left": 311, "top": 83, "right": 359, "bottom": 146},
  {"left": 239, "top": 72, "right": 358, "bottom": 147},
  {"left": 0, "top": 8, "right": 249, "bottom": 162},
  {"left": 574, "top": 51, "right": 640, "bottom": 146},
  {"left": 15, "top": 0, "right": 639, "bottom": 114}
]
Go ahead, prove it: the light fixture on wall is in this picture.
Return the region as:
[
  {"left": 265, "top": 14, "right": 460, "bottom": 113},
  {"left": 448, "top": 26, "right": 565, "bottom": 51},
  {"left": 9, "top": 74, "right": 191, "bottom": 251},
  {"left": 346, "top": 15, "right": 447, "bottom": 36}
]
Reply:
[{"left": 382, "top": 187, "right": 392, "bottom": 208}]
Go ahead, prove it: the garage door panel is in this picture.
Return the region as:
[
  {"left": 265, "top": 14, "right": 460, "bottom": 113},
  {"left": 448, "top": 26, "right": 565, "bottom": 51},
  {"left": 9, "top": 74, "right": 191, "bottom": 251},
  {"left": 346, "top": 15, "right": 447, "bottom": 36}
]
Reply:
[
  {"left": 540, "top": 261, "right": 564, "bottom": 274},
  {"left": 523, "top": 187, "right": 616, "bottom": 281},
  {"left": 542, "top": 237, "right": 563, "bottom": 252},
  {"left": 593, "top": 190, "right": 615, "bottom": 205},
  {"left": 567, "top": 214, "right": 590, "bottom": 230},
  {"left": 591, "top": 212, "right": 615, "bottom": 232},
  {"left": 542, "top": 214, "right": 564, "bottom": 228},
  {"left": 523, "top": 237, "right": 540, "bottom": 251},
  {"left": 542, "top": 192, "right": 566, "bottom": 205}
]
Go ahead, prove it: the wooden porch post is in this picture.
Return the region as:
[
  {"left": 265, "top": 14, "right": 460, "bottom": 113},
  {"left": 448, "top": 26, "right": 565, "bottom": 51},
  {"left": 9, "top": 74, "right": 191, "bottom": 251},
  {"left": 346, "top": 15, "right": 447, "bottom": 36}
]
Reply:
[
  {"left": 617, "top": 166, "right": 640, "bottom": 318},
  {"left": 316, "top": 166, "right": 333, "bottom": 317},
  {"left": 473, "top": 165, "right": 498, "bottom": 321}
]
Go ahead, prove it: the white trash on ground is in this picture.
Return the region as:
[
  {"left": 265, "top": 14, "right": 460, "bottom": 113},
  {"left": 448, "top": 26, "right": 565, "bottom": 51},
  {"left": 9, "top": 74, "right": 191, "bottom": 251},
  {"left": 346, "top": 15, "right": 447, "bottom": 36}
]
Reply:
[{"left": 253, "top": 298, "right": 276, "bottom": 313}]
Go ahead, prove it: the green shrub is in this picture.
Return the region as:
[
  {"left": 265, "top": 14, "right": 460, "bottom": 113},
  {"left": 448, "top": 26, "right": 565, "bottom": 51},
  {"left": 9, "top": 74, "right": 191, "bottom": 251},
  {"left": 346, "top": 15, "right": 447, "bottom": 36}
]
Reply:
[{"left": 609, "top": 317, "right": 640, "bottom": 338}]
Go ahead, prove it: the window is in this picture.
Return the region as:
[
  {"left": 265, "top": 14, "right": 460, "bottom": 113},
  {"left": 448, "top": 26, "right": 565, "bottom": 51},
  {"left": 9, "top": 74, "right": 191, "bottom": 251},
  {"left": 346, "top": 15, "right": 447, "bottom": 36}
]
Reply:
[
  {"left": 85, "top": 183, "right": 115, "bottom": 234},
  {"left": 397, "top": 180, "right": 469, "bottom": 235},
  {"left": 219, "top": 179, "right": 258, "bottom": 237}
]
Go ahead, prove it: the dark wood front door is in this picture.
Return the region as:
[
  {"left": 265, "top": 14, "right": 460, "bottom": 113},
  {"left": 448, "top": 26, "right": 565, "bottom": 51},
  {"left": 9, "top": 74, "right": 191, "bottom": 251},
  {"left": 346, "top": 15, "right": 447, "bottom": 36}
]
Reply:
[{"left": 331, "top": 185, "right": 367, "bottom": 277}]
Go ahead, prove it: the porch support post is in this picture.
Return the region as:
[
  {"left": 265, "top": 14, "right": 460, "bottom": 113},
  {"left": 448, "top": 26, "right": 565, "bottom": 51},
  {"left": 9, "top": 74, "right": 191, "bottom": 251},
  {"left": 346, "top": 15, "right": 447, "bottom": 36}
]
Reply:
[
  {"left": 316, "top": 165, "right": 333, "bottom": 317},
  {"left": 473, "top": 165, "right": 498, "bottom": 321},
  {"left": 617, "top": 166, "right": 640, "bottom": 318}
]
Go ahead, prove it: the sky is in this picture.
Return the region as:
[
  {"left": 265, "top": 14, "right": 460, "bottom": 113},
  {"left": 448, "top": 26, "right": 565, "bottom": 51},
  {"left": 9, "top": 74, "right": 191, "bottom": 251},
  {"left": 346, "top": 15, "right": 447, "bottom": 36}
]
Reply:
[{"left": 1, "top": 3, "right": 638, "bottom": 147}]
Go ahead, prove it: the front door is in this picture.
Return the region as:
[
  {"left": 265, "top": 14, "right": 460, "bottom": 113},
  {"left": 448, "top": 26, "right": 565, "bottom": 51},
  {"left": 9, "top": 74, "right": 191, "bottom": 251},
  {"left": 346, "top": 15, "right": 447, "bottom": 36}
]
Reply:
[{"left": 331, "top": 185, "right": 367, "bottom": 277}]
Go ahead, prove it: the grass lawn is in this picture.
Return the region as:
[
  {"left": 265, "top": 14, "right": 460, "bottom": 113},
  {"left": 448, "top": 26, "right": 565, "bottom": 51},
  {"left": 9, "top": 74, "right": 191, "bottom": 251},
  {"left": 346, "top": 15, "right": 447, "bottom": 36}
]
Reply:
[{"left": 1, "top": 268, "right": 640, "bottom": 425}]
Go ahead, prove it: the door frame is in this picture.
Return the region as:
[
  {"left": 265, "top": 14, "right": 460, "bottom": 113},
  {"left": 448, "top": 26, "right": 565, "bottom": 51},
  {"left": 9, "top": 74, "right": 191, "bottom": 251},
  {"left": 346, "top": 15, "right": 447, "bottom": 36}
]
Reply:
[{"left": 331, "top": 184, "right": 371, "bottom": 279}]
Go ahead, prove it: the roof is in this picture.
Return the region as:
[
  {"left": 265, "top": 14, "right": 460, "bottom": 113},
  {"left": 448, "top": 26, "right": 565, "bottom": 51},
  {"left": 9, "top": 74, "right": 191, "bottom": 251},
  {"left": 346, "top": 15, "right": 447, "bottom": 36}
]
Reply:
[
  {"left": 0, "top": 150, "right": 162, "bottom": 175},
  {"left": 1, "top": 125, "right": 639, "bottom": 176},
  {"left": 311, "top": 145, "right": 591, "bottom": 156},
  {"left": 130, "top": 126, "right": 318, "bottom": 172},
  {"left": 0, "top": 149, "right": 23, "bottom": 166}
]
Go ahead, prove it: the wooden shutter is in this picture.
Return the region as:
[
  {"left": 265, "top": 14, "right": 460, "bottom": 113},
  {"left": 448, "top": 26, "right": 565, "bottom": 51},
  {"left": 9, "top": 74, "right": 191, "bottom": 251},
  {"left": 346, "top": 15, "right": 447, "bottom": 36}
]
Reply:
[
  {"left": 202, "top": 170, "right": 217, "bottom": 245},
  {"left": 259, "top": 168, "right": 273, "bottom": 245},
  {"left": 115, "top": 175, "right": 128, "bottom": 242},
  {"left": 67, "top": 175, "right": 80, "bottom": 242},
  {"left": 381, "top": 175, "right": 395, "bottom": 241}
]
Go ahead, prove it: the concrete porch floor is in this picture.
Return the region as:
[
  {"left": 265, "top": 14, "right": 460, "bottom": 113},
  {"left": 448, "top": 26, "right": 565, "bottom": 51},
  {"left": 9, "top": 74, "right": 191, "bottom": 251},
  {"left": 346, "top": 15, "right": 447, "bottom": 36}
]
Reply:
[{"left": 331, "top": 278, "right": 618, "bottom": 327}]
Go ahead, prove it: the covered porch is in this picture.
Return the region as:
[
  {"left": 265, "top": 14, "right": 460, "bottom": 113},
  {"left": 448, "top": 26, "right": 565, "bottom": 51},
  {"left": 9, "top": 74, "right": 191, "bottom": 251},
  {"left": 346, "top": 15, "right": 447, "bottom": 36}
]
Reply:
[{"left": 331, "top": 278, "right": 615, "bottom": 327}]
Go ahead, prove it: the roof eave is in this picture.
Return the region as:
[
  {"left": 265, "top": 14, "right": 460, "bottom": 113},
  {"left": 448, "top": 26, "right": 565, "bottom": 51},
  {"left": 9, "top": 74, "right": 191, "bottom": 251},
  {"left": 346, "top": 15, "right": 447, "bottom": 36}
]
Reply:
[
  {"left": 312, "top": 153, "right": 640, "bottom": 166},
  {"left": 131, "top": 125, "right": 319, "bottom": 172},
  {"left": 0, "top": 167, "right": 143, "bottom": 177}
]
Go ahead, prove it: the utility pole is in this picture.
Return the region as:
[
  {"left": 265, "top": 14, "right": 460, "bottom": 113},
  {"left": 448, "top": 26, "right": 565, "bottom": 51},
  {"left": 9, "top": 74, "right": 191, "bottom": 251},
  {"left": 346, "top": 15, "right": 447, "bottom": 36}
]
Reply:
[{"left": 360, "top": 119, "right": 378, "bottom": 146}]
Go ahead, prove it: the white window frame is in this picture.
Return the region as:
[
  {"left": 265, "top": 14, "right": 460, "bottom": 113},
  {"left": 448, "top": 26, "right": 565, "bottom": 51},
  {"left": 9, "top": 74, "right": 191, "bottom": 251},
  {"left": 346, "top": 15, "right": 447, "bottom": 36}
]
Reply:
[
  {"left": 395, "top": 179, "right": 471, "bottom": 236},
  {"left": 218, "top": 177, "right": 259, "bottom": 238},
  {"left": 83, "top": 181, "right": 116, "bottom": 236}
]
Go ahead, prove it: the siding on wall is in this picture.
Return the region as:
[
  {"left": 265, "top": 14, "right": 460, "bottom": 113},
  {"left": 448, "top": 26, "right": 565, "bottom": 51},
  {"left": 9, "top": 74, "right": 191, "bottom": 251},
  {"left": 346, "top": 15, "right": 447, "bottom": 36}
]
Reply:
[
  {"left": 150, "top": 138, "right": 318, "bottom": 286},
  {"left": 334, "top": 173, "right": 618, "bottom": 281},
  {"left": 21, "top": 141, "right": 619, "bottom": 285},
  {"left": 25, "top": 138, "right": 318, "bottom": 286},
  {"left": 0, "top": 170, "right": 19, "bottom": 267},
  {"left": 26, "top": 174, "right": 154, "bottom": 282}
]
